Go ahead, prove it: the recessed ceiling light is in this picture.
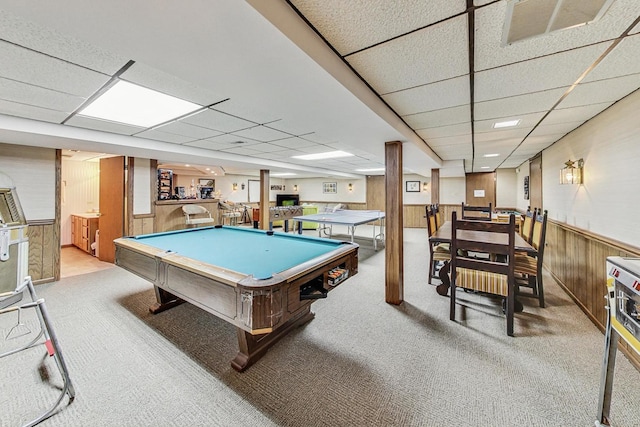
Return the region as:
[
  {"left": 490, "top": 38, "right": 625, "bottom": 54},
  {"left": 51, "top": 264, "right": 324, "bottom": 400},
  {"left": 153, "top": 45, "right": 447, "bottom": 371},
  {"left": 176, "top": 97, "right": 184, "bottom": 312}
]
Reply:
[
  {"left": 271, "top": 173, "right": 297, "bottom": 177},
  {"left": 483, "top": 153, "right": 500, "bottom": 158},
  {"left": 291, "top": 151, "right": 353, "bottom": 160},
  {"left": 493, "top": 119, "right": 520, "bottom": 128},
  {"left": 78, "top": 80, "right": 201, "bottom": 127},
  {"left": 481, "top": 166, "right": 491, "bottom": 169},
  {"left": 355, "top": 168, "right": 386, "bottom": 172}
]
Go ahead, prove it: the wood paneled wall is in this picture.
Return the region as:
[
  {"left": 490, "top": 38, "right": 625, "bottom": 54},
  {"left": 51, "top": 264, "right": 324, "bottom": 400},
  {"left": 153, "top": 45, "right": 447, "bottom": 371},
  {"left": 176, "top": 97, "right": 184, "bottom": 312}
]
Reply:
[
  {"left": 545, "top": 220, "right": 640, "bottom": 368},
  {"left": 27, "top": 221, "right": 57, "bottom": 284},
  {"left": 465, "top": 172, "right": 495, "bottom": 207}
]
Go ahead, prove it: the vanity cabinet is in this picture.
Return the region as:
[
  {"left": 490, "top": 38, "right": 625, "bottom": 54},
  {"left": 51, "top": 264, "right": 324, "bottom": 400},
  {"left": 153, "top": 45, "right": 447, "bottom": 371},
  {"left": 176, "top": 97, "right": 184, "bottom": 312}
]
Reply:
[{"left": 71, "top": 214, "right": 99, "bottom": 254}]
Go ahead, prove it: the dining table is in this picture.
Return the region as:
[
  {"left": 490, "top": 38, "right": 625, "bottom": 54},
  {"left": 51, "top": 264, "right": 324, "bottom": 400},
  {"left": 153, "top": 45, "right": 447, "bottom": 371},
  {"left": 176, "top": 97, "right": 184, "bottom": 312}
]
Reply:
[{"left": 429, "top": 221, "right": 537, "bottom": 296}]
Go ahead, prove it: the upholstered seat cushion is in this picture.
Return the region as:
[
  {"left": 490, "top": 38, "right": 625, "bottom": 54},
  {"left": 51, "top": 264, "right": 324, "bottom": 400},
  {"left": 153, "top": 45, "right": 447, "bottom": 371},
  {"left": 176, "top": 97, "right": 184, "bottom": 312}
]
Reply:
[
  {"left": 434, "top": 243, "right": 450, "bottom": 252},
  {"left": 455, "top": 267, "right": 508, "bottom": 297},
  {"left": 514, "top": 254, "right": 537, "bottom": 275},
  {"left": 432, "top": 251, "right": 451, "bottom": 262}
]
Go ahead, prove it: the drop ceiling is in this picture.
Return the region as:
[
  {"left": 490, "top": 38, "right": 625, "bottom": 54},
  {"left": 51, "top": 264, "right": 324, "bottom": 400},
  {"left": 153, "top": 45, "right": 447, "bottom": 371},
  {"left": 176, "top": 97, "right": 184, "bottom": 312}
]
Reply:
[{"left": 0, "top": 0, "right": 639, "bottom": 178}]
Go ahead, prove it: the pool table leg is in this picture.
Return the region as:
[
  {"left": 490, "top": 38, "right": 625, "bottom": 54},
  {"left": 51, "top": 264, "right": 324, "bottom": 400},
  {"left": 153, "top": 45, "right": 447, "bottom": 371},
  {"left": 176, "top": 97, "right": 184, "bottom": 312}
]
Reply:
[
  {"left": 231, "top": 306, "right": 315, "bottom": 372},
  {"left": 149, "top": 287, "right": 184, "bottom": 314}
]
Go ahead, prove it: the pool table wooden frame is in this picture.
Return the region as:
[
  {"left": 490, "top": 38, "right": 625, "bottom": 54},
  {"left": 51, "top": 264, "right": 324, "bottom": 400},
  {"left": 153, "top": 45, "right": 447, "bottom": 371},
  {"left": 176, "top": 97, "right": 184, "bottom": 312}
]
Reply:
[{"left": 114, "top": 228, "right": 358, "bottom": 372}]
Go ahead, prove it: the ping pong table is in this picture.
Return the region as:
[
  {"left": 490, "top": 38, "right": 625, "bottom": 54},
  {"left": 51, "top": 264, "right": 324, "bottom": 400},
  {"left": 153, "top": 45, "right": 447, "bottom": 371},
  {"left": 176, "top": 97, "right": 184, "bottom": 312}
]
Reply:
[{"left": 293, "top": 209, "right": 385, "bottom": 250}]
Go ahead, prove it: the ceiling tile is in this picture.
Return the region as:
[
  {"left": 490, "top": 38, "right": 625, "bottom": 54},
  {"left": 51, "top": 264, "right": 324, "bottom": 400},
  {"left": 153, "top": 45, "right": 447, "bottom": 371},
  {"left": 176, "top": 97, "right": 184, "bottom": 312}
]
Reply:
[
  {"left": 474, "top": 87, "right": 568, "bottom": 120},
  {"left": 382, "top": 75, "right": 470, "bottom": 115},
  {"left": 560, "top": 73, "right": 640, "bottom": 108},
  {"left": 0, "top": 99, "right": 68, "bottom": 123},
  {"left": 583, "top": 34, "right": 640, "bottom": 82},
  {"left": 181, "top": 108, "right": 257, "bottom": 133},
  {"left": 219, "top": 146, "right": 264, "bottom": 156},
  {"left": 404, "top": 104, "right": 470, "bottom": 129},
  {"left": 0, "top": 40, "right": 111, "bottom": 97},
  {"left": 264, "top": 119, "right": 314, "bottom": 136},
  {"left": 424, "top": 134, "right": 471, "bottom": 147},
  {"left": 0, "top": 8, "right": 128, "bottom": 75},
  {"left": 474, "top": 128, "right": 532, "bottom": 142},
  {"left": 135, "top": 129, "right": 195, "bottom": 144},
  {"left": 0, "top": 77, "right": 85, "bottom": 113},
  {"left": 157, "top": 121, "right": 224, "bottom": 140},
  {"left": 474, "top": 0, "right": 640, "bottom": 71},
  {"left": 415, "top": 122, "right": 471, "bottom": 139},
  {"left": 290, "top": 0, "right": 466, "bottom": 55},
  {"left": 121, "top": 62, "right": 227, "bottom": 106},
  {"left": 529, "top": 121, "right": 585, "bottom": 137},
  {"left": 346, "top": 14, "right": 468, "bottom": 94},
  {"left": 232, "top": 125, "right": 292, "bottom": 142},
  {"left": 247, "top": 143, "right": 292, "bottom": 153},
  {"left": 475, "top": 42, "right": 610, "bottom": 102},
  {"left": 271, "top": 137, "right": 318, "bottom": 149},
  {"left": 543, "top": 102, "right": 614, "bottom": 125},
  {"left": 183, "top": 139, "right": 240, "bottom": 151},
  {"left": 65, "top": 116, "right": 144, "bottom": 135},
  {"left": 212, "top": 99, "right": 280, "bottom": 125}
]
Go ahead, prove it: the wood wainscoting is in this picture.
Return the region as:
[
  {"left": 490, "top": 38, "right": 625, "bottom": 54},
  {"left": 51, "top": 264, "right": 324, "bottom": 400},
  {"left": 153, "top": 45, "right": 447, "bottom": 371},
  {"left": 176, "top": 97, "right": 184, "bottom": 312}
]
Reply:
[
  {"left": 545, "top": 220, "right": 640, "bottom": 368},
  {"left": 27, "top": 220, "right": 58, "bottom": 284}
]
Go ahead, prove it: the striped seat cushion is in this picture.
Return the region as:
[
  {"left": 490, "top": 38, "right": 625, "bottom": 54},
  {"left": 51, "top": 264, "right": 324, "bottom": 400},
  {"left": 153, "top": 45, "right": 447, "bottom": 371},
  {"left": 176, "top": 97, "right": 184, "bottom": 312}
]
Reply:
[
  {"left": 514, "top": 254, "right": 537, "bottom": 275},
  {"left": 434, "top": 243, "right": 450, "bottom": 253},
  {"left": 432, "top": 251, "right": 451, "bottom": 262},
  {"left": 455, "top": 267, "right": 509, "bottom": 296}
]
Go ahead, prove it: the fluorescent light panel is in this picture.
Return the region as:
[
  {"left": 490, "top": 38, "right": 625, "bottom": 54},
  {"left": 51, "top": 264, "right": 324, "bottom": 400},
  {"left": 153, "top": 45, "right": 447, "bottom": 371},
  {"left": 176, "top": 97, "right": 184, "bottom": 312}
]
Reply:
[
  {"left": 355, "top": 167, "right": 385, "bottom": 172},
  {"left": 493, "top": 119, "right": 520, "bottom": 128},
  {"left": 271, "top": 173, "right": 296, "bottom": 177},
  {"left": 79, "top": 80, "right": 201, "bottom": 128},
  {"left": 483, "top": 153, "right": 500, "bottom": 157},
  {"left": 292, "top": 150, "right": 353, "bottom": 160}
]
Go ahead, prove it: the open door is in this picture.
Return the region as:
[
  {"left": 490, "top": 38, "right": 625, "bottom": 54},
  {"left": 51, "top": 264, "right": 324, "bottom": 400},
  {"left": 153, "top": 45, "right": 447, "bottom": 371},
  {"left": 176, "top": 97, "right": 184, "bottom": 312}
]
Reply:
[{"left": 98, "top": 156, "right": 125, "bottom": 263}]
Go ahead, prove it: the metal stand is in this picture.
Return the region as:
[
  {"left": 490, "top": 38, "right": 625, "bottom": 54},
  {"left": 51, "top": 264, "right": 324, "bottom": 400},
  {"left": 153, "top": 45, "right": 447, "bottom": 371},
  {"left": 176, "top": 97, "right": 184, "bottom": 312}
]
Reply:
[{"left": 0, "top": 276, "right": 75, "bottom": 427}]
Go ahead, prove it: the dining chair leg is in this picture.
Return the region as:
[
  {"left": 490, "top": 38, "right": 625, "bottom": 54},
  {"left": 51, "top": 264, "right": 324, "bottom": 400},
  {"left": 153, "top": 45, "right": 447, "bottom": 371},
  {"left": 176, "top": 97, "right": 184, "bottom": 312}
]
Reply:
[
  {"left": 536, "top": 271, "right": 545, "bottom": 308},
  {"left": 506, "top": 287, "right": 515, "bottom": 337},
  {"left": 449, "top": 283, "right": 457, "bottom": 321},
  {"left": 428, "top": 250, "right": 435, "bottom": 285}
]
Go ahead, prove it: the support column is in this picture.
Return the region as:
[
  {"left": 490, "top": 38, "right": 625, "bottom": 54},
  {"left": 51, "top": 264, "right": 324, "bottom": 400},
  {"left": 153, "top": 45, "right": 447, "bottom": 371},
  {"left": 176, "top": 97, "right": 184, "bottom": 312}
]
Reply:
[
  {"left": 385, "top": 141, "right": 403, "bottom": 305},
  {"left": 259, "top": 170, "right": 270, "bottom": 230},
  {"left": 431, "top": 168, "right": 440, "bottom": 205}
]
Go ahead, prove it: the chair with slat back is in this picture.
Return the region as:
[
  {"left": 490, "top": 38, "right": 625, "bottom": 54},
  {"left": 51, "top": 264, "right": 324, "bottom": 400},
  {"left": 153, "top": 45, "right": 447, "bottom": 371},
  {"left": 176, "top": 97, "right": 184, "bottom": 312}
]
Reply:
[
  {"left": 514, "top": 209, "right": 548, "bottom": 307},
  {"left": 449, "top": 211, "right": 518, "bottom": 336},
  {"left": 426, "top": 205, "right": 450, "bottom": 284},
  {"left": 461, "top": 202, "right": 492, "bottom": 221},
  {"left": 520, "top": 207, "right": 537, "bottom": 244}
]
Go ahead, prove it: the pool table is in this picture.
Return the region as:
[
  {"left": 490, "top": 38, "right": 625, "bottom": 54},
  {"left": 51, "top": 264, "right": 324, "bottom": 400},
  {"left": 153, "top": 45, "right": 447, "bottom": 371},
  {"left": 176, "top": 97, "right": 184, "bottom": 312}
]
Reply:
[{"left": 114, "top": 225, "right": 358, "bottom": 371}]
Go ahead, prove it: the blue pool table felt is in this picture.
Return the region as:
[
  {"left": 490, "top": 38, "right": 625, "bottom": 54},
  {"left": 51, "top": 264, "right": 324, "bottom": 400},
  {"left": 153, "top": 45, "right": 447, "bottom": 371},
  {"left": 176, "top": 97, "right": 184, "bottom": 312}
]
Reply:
[{"left": 130, "top": 227, "right": 343, "bottom": 280}]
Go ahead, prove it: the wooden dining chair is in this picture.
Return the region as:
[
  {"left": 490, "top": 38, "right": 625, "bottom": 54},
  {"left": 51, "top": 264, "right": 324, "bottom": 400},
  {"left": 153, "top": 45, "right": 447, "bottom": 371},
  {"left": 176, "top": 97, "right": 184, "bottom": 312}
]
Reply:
[
  {"left": 426, "top": 205, "right": 451, "bottom": 284},
  {"left": 449, "top": 211, "right": 518, "bottom": 336},
  {"left": 520, "top": 207, "right": 537, "bottom": 244},
  {"left": 461, "top": 202, "right": 492, "bottom": 221},
  {"left": 514, "top": 209, "right": 548, "bottom": 307}
]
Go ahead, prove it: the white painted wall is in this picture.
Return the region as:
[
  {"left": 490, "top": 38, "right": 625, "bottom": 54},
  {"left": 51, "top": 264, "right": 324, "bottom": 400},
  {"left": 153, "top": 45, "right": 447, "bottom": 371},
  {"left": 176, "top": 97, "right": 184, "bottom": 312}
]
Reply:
[
  {"left": 403, "top": 174, "right": 431, "bottom": 205},
  {"left": 440, "top": 177, "right": 466, "bottom": 205},
  {"left": 496, "top": 168, "right": 517, "bottom": 208},
  {"left": 284, "top": 177, "right": 366, "bottom": 204},
  {"left": 61, "top": 158, "right": 100, "bottom": 245},
  {"left": 174, "top": 173, "right": 286, "bottom": 203},
  {"left": 0, "top": 143, "right": 55, "bottom": 220},
  {"left": 133, "top": 158, "right": 151, "bottom": 215},
  {"left": 541, "top": 89, "right": 640, "bottom": 247}
]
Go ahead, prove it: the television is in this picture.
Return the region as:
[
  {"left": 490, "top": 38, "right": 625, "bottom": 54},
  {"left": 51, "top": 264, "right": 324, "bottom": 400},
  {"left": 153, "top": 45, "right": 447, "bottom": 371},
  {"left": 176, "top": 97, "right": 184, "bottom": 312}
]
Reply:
[
  {"left": 200, "top": 187, "right": 214, "bottom": 199},
  {"left": 276, "top": 194, "right": 300, "bottom": 206}
]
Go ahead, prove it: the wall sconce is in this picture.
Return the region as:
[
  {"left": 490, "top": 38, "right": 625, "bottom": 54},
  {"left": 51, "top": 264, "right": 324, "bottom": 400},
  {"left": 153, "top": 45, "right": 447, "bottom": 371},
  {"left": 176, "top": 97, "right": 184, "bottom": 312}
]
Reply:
[
  {"left": 560, "top": 159, "right": 584, "bottom": 184},
  {"left": 232, "top": 182, "right": 238, "bottom": 191},
  {"left": 293, "top": 184, "right": 298, "bottom": 192},
  {"left": 348, "top": 183, "right": 353, "bottom": 192},
  {"left": 241, "top": 183, "right": 245, "bottom": 190},
  {"left": 422, "top": 182, "right": 429, "bottom": 192}
]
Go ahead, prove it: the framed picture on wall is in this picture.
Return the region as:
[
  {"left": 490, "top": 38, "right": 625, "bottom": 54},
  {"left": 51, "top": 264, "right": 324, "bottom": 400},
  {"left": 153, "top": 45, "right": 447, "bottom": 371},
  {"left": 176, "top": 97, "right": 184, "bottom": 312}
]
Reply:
[
  {"left": 199, "top": 179, "right": 215, "bottom": 188},
  {"left": 322, "top": 182, "right": 337, "bottom": 194},
  {"left": 524, "top": 176, "right": 530, "bottom": 200},
  {"left": 405, "top": 180, "right": 420, "bottom": 192}
]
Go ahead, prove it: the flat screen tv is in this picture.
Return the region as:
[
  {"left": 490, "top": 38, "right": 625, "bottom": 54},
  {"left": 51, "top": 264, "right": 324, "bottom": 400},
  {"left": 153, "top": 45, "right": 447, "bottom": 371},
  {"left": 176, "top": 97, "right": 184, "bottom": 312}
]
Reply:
[{"left": 276, "top": 194, "right": 299, "bottom": 206}]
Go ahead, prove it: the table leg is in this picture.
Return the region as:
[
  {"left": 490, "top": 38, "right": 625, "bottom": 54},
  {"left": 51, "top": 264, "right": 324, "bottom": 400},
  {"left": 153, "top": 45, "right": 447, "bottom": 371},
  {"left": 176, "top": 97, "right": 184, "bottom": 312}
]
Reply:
[
  {"left": 149, "top": 286, "right": 184, "bottom": 314},
  {"left": 231, "top": 305, "right": 315, "bottom": 372}
]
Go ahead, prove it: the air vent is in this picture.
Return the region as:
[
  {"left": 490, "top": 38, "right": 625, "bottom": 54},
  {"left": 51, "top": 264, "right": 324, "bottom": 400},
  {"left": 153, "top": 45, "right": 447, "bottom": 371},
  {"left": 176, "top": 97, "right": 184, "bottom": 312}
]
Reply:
[{"left": 502, "top": 0, "right": 615, "bottom": 45}]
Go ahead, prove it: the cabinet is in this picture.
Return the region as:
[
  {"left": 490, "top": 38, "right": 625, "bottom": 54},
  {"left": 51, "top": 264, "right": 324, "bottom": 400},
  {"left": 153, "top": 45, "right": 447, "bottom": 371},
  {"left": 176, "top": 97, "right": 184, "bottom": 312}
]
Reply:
[
  {"left": 157, "top": 169, "right": 173, "bottom": 200},
  {"left": 71, "top": 215, "right": 99, "bottom": 254}
]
